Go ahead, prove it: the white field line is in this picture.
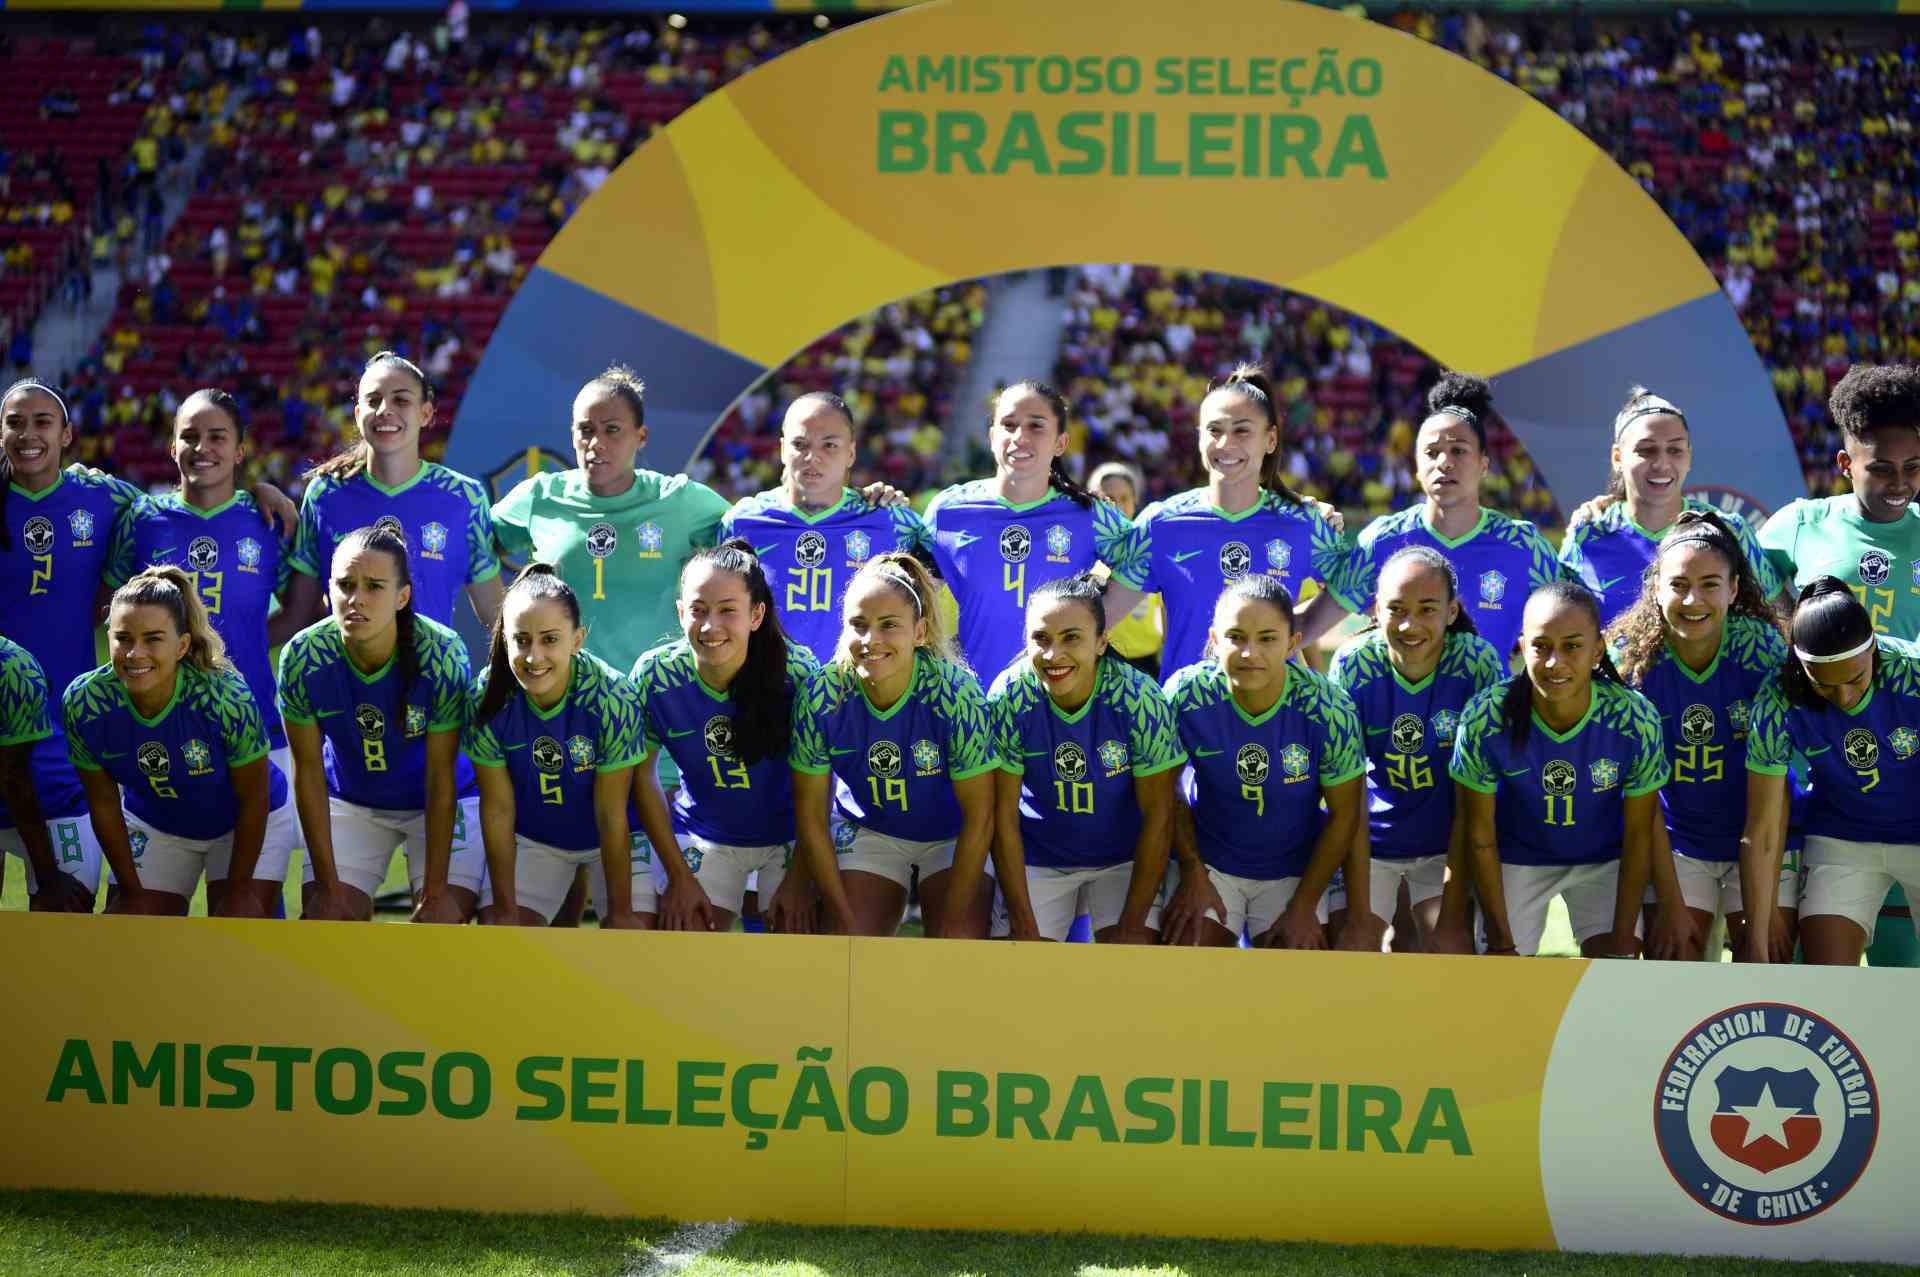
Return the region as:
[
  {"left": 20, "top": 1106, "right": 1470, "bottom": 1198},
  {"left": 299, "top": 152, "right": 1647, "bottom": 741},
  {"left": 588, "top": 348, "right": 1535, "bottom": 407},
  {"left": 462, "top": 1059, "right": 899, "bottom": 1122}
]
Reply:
[{"left": 625, "top": 1220, "right": 745, "bottom": 1276}]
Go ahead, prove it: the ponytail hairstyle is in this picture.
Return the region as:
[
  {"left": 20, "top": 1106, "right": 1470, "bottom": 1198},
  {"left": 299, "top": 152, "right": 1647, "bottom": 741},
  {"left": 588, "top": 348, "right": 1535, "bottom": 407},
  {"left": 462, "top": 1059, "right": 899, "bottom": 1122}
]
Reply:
[
  {"left": 1781, "top": 577, "right": 1879, "bottom": 710},
  {"left": 1366, "top": 544, "right": 1480, "bottom": 638},
  {"left": 1205, "top": 364, "right": 1302, "bottom": 505},
  {"left": 839, "top": 551, "right": 963, "bottom": 671},
  {"left": 310, "top": 350, "right": 435, "bottom": 483},
  {"left": 334, "top": 522, "right": 421, "bottom": 707},
  {"left": 1, "top": 377, "right": 73, "bottom": 551},
  {"left": 111, "top": 566, "right": 231, "bottom": 674},
  {"left": 581, "top": 362, "right": 646, "bottom": 429},
  {"left": 995, "top": 379, "right": 1094, "bottom": 509},
  {"left": 1605, "top": 384, "right": 1690, "bottom": 503},
  {"left": 476, "top": 563, "right": 581, "bottom": 727},
  {"left": 177, "top": 386, "right": 246, "bottom": 440},
  {"left": 1215, "top": 571, "right": 1298, "bottom": 633},
  {"left": 680, "top": 538, "right": 792, "bottom": 766},
  {"left": 1423, "top": 370, "right": 1493, "bottom": 454},
  {"left": 1611, "top": 508, "right": 1783, "bottom": 685},
  {"left": 1501, "top": 581, "right": 1622, "bottom": 747}
]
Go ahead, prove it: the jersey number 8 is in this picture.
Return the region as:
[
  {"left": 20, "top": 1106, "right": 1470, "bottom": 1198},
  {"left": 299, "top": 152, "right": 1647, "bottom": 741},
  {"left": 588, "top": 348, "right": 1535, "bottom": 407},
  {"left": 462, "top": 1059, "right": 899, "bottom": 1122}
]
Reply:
[{"left": 363, "top": 738, "right": 387, "bottom": 773}]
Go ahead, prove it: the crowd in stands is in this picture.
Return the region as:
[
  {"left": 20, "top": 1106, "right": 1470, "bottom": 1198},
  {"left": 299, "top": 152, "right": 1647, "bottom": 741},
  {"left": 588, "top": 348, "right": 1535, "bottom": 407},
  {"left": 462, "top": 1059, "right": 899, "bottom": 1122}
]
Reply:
[{"left": 7, "top": 12, "right": 1917, "bottom": 521}]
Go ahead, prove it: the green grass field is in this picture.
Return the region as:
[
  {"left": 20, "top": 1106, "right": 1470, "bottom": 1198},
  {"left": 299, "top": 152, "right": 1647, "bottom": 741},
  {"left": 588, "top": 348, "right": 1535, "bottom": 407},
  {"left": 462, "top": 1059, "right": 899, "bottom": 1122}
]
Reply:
[{"left": 0, "top": 1191, "right": 1911, "bottom": 1276}]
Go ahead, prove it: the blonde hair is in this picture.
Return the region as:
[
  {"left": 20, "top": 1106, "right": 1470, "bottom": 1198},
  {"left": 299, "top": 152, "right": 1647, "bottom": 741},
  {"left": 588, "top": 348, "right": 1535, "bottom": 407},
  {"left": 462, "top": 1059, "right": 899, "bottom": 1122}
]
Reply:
[
  {"left": 838, "top": 553, "right": 965, "bottom": 671},
  {"left": 111, "top": 566, "right": 231, "bottom": 673}
]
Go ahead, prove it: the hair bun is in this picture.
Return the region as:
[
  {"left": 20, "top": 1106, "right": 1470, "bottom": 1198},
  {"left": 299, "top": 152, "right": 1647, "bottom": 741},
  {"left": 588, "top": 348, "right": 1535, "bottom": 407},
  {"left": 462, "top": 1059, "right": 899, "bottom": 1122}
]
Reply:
[{"left": 1426, "top": 370, "right": 1493, "bottom": 419}]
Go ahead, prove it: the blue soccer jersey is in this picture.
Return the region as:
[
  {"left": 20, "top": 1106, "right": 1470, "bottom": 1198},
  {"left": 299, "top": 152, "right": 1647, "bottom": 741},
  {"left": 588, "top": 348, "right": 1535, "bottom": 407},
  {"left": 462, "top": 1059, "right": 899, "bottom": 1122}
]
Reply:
[
  {"left": 791, "top": 652, "right": 998, "bottom": 843},
  {"left": 63, "top": 662, "right": 286, "bottom": 840},
  {"left": 721, "top": 488, "right": 932, "bottom": 665},
  {"left": 924, "top": 483, "right": 1144, "bottom": 681},
  {"left": 466, "top": 650, "right": 645, "bottom": 852},
  {"left": 989, "top": 656, "right": 1187, "bottom": 870},
  {"left": 291, "top": 461, "right": 500, "bottom": 626},
  {"left": 1632, "top": 614, "right": 1787, "bottom": 861},
  {"left": 1163, "top": 659, "right": 1365, "bottom": 880},
  {"left": 1134, "top": 489, "right": 1350, "bottom": 675},
  {"left": 1560, "top": 498, "right": 1782, "bottom": 630},
  {"left": 1339, "top": 506, "right": 1562, "bottom": 658},
  {"left": 1747, "top": 638, "right": 1920, "bottom": 845},
  {"left": 276, "top": 614, "right": 475, "bottom": 810},
  {"left": 1329, "top": 628, "right": 1506, "bottom": 861},
  {"left": 1450, "top": 678, "right": 1670, "bottom": 866},
  {"left": 633, "top": 639, "right": 820, "bottom": 847},
  {"left": 0, "top": 636, "right": 52, "bottom": 748},
  {"left": 2, "top": 465, "right": 141, "bottom": 825},
  {"left": 108, "top": 491, "right": 292, "bottom": 748}
]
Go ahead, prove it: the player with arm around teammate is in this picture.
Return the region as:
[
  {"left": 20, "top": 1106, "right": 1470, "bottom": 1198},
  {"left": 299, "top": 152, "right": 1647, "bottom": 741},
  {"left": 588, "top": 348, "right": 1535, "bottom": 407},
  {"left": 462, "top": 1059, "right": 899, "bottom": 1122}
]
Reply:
[
  {"left": 787, "top": 553, "right": 997, "bottom": 938},
  {"left": 276, "top": 524, "right": 485, "bottom": 922},
  {"left": 1743, "top": 579, "right": 1920, "bottom": 965},
  {"left": 467, "top": 565, "right": 650, "bottom": 928},
  {"left": 1450, "top": 582, "right": 1686, "bottom": 957},
  {"left": 0, "top": 638, "right": 95, "bottom": 912},
  {"left": 64, "top": 568, "right": 294, "bottom": 917},
  {"left": 1161, "top": 575, "right": 1369, "bottom": 950},
  {"left": 989, "top": 573, "right": 1187, "bottom": 943},
  {"left": 1327, "top": 547, "right": 1505, "bottom": 953},
  {"left": 629, "top": 542, "right": 818, "bottom": 932},
  {"left": 1611, "top": 510, "right": 1796, "bottom": 961}
]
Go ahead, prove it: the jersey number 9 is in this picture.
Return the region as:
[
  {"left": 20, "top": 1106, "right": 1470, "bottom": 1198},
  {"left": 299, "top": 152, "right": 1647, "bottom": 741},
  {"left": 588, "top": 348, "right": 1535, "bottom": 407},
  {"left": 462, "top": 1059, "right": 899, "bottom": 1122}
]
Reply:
[
  {"left": 868, "top": 775, "right": 908, "bottom": 812},
  {"left": 1240, "top": 781, "right": 1264, "bottom": 817},
  {"left": 786, "top": 567, "right": 833, "bottom": 613}
]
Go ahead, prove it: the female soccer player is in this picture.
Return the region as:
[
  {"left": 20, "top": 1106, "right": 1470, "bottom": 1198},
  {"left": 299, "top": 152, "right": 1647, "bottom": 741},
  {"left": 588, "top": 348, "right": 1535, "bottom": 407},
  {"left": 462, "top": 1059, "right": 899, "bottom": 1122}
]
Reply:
[
  {"left": 1337, "top": 373, "right": 1563, "bottom": 660},
  {"left": 924, "top": 381, "right": 1143, "bottom": 683},
  {"left": 629, "top": 541, "right": 818, "bottom": 931},
  {"left": 1744, "top": 579, "right": 1920, "bottom": 966},
  {"left": 492, "top": 364, "right": 731, "bottom": 679},
  {"left": 721, "top": 392, "right": 931, "bottom": 666},
  {"left": 1112, "top": 367, "right": 1351, "bottom": 675},
  {"left": 467, "top": 566, "right": 650, "bottom": 928},
  {"left": 1450, "top": 582, "right": 1687, "bottom": 957},
  {"left": 276, "top": 524, "right": 484, "bottom": 922},
  {"left": 1559, "top": 386, "right": 1782, "bottom": 628},
  {"left": 283, "top": 351, "right": 503, "bottom": 631},
  {"left": 1088, "top": 461, "right": 1164, "bottom": 677},
  {"left": 1162, "top": 575, "right": 1367, "bottom": 949},
  {"left": 0, "top": 637, "right": 94, "bottom": 911},
  {"left": 109, "top": 389, "right": 295, "bottom": 775},
  {"left": 1327, "top": 547, "right": 1505, "bottom": 951},
  {"left": 63, "top": 568, "right": 294, "bottom": 916},
  {"left": 787, "top": 553, "right": 996, "bottom": 937},
  {"left": 988, "top": 573, "right": 1186, "bottom": 943},
  {"left": 1612, "top": 511, "right": 1794, "bottom": 961}
]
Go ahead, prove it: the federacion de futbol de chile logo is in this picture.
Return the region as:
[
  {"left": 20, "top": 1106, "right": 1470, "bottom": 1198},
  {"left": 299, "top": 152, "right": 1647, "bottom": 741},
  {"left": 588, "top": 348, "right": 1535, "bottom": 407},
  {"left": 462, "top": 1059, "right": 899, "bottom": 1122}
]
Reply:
[{"left": 1653, "top": 1002, "right": 1878, "bottom": 1226}]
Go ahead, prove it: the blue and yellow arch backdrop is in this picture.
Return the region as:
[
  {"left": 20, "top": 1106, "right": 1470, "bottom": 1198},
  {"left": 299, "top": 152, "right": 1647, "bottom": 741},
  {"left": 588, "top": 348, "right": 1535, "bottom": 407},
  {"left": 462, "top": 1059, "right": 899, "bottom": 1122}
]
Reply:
[{"left": 451, "top": 0, "right": 1801, "bottom": 514}]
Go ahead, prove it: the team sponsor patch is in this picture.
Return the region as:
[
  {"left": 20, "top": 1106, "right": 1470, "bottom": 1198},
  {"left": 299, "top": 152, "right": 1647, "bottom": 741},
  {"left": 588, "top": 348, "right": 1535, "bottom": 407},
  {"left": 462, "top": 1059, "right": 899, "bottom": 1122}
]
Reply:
[
  {"left": 796, "top": 531, "right": 828, "bottom": 568},
  {"left": 187, "top": 537, "right": 219, "bottom": 571},
  {"left": 584, "top": 522, "right": 618, "bottom": 559},
  {"left": 1000, "top": 524, "right": 1032, "bottom": 564},
  {"left": 1053, "top": 742, "right": 1088, "bottom": 782},
  {"left": 1390, "top": 713, "right": 1424, "bottom": 753},
  {"left": 868, "top": 740, "right": 903, "bottom": 778},
  {"left": 1681, "top": 704, "right": 1714, "bottom": 745},
  {"left": 1654, "top": 1002, "right": 1877, "bottom": 1225},
  {"left": 1235, "top": 744, "right": 1268, "bottom": 786},
  {"left": 1219, "top": 540, "right": 1252, "bottom": 580},
  {"left": 1842, "top": 729, "right": 1878, "bottom": 770},
  {"left": 22, "top": 516, "right": 53, "bottom": 555},
  {"left": 532, "top": 736, "right": 564, "bottom": 774},
  {"left": 1858, "top": 549, "right": 1891, "bottom": 587},
  {"left": 703, "top": 716, "right": 736, "bottom": 759}
]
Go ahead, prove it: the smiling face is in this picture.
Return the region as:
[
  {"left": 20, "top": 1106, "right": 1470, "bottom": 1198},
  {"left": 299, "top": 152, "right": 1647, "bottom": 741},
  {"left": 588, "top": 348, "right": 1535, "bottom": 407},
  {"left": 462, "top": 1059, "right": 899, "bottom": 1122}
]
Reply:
[
  {"left": 173, "top": 398, "right": 241, "bottom": 499},
  {"left": 780, "top": 399, "right": 855, "bottom": 507},
  {"left": 329, "top": 543, "right": 411, "bottom": 644},
  {"left": 506, "top": 593, "right": 584, "bottom": 706},
  {"left": 1197, "top": 387, "right": 1276, "bottom": 489},
  {"left": 1837, "top": 425, "right": 1920, "bottom": 524},
  {"left": 1096, "top": 474, "right": 1138, "bottom": 518},
  {"left": 989, "top": 387, "right": 1066, "bottom": 486},
  {"left": 677, "top": 559, "right": 764, "bottom": 675},
  {"left": 571, "top": 386, "right": 644, "bottom": 491},
  {"left": 1658, "top": 540, "right": 1734, "bottom": 650},
  {"left": 1414, "top": 417, "right": 1487, "bottom": 513},
  {"left": 1375, "top": 557, "right": 1459, "bottom": 669},
  {"left": 1522, "top": 594, "right": 1601, "bottom": 715},
  {"left": 1209, "top": 593, "right": 1298, "bottom": 701},
  {"left": 355, "top": 362, "right": 433, "bottom": 461},
  {"left": 1801, "top": 647, "right": 1875, "bottom": 711},
  {"left": 1027, "top": 594, "right": 1107, "bottom": 706},
  {"left": 1612, "top": 413, "right": 1691, "bottom": 511},
  {"left": 109, "top": 601, "right": 189, "bottom": 701},
  {"left": 1, "top": 386, "right": 71, "bottom": 491},
  {"left": 842, "top": 573, "right": 925, "bottom": 685}
]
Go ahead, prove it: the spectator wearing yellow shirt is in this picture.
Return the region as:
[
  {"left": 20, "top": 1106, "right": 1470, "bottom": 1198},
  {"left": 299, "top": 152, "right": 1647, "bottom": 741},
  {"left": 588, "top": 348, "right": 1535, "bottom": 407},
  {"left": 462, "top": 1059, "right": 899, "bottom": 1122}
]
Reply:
[{"left": 1089, "top": 461, "right": 1164, "bottom": 678}]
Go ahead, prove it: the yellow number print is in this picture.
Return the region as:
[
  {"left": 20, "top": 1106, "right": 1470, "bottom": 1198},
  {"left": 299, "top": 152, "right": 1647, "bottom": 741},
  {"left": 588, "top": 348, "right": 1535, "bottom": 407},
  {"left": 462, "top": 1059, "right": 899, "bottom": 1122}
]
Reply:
[
  {"left": 362, "top": 738, "right": 387, "bottom": 773},
  {"left": 1850, "top": 584, "right": 1895, "bottom": 636},
  {"left": 868, "top": 775, "right": 909, "bottom": 812},
  {"left": 194, "top": 570, "right": 224, "bottom": 616},
  {"left": 1672, "top": 743, "right": 1724, "bottom": 784},
  {"left": 1003, "top": 561, "right": 1027, "bottom": 608},
  {"left": 785, "top": 567, "right": 833, "bottom": 613},
  {"left": 707, "top": 755, "right": 751, "bottom": 790},
  {"left": 591, "top": 557, "right": 606, "bottom": 602},
  {"left": 538, "top": 772, "right": 565, "bottom": 805},
  {"left": 1857, "top": 767, "right": 1882, "bottom": 793},
  {"left": 1240, "top": 781, "right": 1265, "bottom": 817},
  {"left": 148, "top": 778, "right": 178, "bottom": 800},
  {"left": 1053, "top": 780, "right": 1095, "bottom": 814},
  {"left": 1544, "top": 794, "right": 1576, "bottom": 827},
  {"left": 1384, "top": 752, "right": 1434, "bottom": 791},
  {"left": 29, "top": 554, "right": 52, "bottom": 596}
]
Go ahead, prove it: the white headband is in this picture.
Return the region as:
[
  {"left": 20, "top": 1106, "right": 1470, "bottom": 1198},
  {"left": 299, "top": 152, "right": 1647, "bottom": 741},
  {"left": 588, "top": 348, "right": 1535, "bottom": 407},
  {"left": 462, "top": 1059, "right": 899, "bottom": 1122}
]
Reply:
[{"left": 1795, "top": 636, "right": 1875, "bottom": 665}]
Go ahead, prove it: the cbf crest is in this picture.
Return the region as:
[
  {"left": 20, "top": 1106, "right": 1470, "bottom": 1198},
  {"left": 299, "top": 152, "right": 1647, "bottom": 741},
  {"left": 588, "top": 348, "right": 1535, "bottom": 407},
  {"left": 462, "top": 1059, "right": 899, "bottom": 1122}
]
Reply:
[
  {"left": 420, "top": 521, "right": 449, "bottom": 559},
  {"left": 1654, "top": 1002, "right": 1877, "bottom": 1225},
  {"left": 637, "top": 522, "right": 665, "bottom": 558},
  {"left": 68, "top": 508, "right": 95, "bottom": 546},
  {"left": 1590, "top": 758, "right": 1620, "bottom": 791},
  {"left": 844, "top": 530, "right": 872, "bottom": 564},
  {"left": 1097, "top": 739, "right": 1129, "bottom": 776},
  {"left": 1265, "top": 539, "right": 1291, "bottom": 573},
  {"left": 1044, "top": 524, "right": 1072, "bottom": 563},
  {"left": 1478, "top": 570, "right": 1507, "bottom": 607},
  {"left": 1280, "top": 743, "right": 1311, "bottom": 782},
  {"left": 181, "top": 739, "right": 214, "bottom": 776},
  {"left": 404, "top": 705, "right": 426, "bottom": 737},
  {"left": 567, "top": 735, "right": 596, "bottom": 770},
  {"left": 1431, "top": 709, "right": 1460, "bottom": 748},
  {"left": 911, "top": 738, "right": 942, "bottom": 776},
  {"left": 236, "top": 537, "right": 263, "bottom": 572},
  {"left": 1891, "top": 727, "right": 1918, "bottom": 761}
]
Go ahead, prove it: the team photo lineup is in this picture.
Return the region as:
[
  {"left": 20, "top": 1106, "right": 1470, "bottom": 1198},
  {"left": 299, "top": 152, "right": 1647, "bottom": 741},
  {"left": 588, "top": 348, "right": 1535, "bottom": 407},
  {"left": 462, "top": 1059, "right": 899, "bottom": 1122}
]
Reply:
[{"left": 4, "top": 350, "right": 1920, "bottom": 968}]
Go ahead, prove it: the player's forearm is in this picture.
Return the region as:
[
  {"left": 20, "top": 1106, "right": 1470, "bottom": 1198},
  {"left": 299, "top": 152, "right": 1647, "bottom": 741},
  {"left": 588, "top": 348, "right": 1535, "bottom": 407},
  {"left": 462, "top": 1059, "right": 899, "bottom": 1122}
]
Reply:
[
  {"left": 292, "top": 767, "right": 340, "bottom": 887},
  {"left": 224, "top": 769, "right": 270, "bottom": 886}
]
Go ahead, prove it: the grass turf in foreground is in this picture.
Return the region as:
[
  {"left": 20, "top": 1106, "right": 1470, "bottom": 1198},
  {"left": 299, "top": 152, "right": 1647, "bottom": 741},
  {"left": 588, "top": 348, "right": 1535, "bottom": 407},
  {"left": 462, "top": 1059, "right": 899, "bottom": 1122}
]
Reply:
[{"left": 1, "top": 1193, "right": 1914, "bottom": 1277}]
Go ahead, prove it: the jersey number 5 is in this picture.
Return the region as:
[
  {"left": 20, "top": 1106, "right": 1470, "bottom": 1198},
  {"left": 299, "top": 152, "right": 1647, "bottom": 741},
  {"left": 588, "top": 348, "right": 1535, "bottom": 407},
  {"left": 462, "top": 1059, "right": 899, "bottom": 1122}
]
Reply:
[{"left": 1672, "top": 743, "right": 1723, "bottom": 784}]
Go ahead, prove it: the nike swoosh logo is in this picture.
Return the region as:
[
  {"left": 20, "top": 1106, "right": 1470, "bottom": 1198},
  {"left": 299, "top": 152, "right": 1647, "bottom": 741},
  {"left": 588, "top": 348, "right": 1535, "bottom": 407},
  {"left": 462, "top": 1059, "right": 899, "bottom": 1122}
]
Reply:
[
  {"left": 1594, "top": 575, "right": 1626, "bottom": 592},
  {"left": 830, "top": 746, "right": 857, "bottom": 756},
  {"left": 952, "top": 532, "right": 980, "bottom": 549},
  {"left": 1022, "top": 749, "right": 1045, "bottom": 757},
  {"left": 1502, "top": 767, "right": 1529, "bottom": 776},
  {"left": 753, "top": 545, "right": 778, "bottom": 557},
  {"left": 314, "top": 709, "right": 343, "bottom": 719},
  {"left": 505, "top": 742, "right": 527, "bottom": 751},
  {"left": 98, "top": 750, "right": 127, "bottom": 759},
  {"left": 1365, "top": 726, "right": 1388, "bottom": 735},
  {"left": 666, "top": 726, "right": 697, "bottom": 738},
  {"left": 1172, "top": 549, "right": 1205, "bottom": 564},
  {"left": 1192, "top": 747, "right": 1224, "bottom": 757}
]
